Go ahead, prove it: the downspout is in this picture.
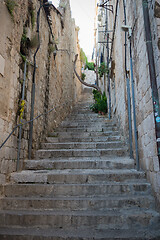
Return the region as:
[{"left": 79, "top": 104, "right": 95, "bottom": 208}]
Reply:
[
  {"left": 142, "top": 0, "right": 160, "bottom": 162},
  {"left": 108, "top": 0, "right": 119, "bottom": 118},
  {"left": 123, "top": 0, "right": 133, "bottom": 159},
  {"left": 28, "top": 1, "right": 43, "bottom": 159},
  {"left": 105, "top": 8, "right": 111, "bottom": 119},
  {"left": 129, "top": 33, "right": 139, "bottom": 170}
]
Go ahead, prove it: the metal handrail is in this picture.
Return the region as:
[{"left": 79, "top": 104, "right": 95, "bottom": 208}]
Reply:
[{"left": 0, "top": 100, "right": 73, "bottom": 154}]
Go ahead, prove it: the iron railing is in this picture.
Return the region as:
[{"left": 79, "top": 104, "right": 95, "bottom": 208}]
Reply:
[{"left": 0, "top": 100, "right": 73, "bottom": 171}]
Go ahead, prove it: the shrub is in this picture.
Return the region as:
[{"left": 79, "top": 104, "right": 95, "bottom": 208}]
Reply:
[
  {"left": 85, "top": 62, "right": 95, "bottom": 71},
  {"left": 90, "top": 90, "right": 108, "bottom": 114}
]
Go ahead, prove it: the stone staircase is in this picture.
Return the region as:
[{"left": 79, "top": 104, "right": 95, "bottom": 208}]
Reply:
[{"left": 0, "top": 91, "right": 160, "bottom": 239}]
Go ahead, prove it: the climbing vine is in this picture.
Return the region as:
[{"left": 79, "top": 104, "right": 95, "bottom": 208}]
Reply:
[{"left": 19, "top": 100, "right": 25, "bottom": 123}]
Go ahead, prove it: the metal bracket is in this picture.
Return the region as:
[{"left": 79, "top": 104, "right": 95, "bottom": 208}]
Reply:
[{"left": 97, "top": 1, "right": 113, "bottom": 13}]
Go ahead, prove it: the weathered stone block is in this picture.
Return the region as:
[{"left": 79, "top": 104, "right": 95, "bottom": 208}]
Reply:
[
  {"left": 158, "top": 38, "right": 160, "bottom": 50},
  {"left": 154, "top": 1, "right": 160, "bottom": 18},
  {"left": 149, "top": 156, "right": 160, "bottom": 172},
  {"left": 0, "top": 55, "right": 5, "bottom": 77},
  {"left": 0, "top": 173, "right": 6, "bottom": 185}
]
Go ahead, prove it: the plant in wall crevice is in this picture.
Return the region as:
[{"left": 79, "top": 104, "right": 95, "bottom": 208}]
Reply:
[
  {"left": 28, "top": 0, "right": 35, "bottom": 29},
  {"left": 5, "top": 0, "right": 18, "bottom": 21},
  {"left": 30, "top": 9, "right": 35, "bottom": 29},
  {"left": 81, "top": 73, "right": 86, "bottom": 81}
]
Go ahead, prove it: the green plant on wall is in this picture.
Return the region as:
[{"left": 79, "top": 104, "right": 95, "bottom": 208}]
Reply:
[
  {"left": 20, "top": 27, "right": 30, "bottom": 56},
  {"left": 5, "top": 0, "right": 18, "bottom": 20},
  {"left": 98, "top": 62, "right": 108, "bottom": 78},
  {"left": 28, "top": 1, "right": 35, "bottom": 29},
  {"left": 80, "top": 48, "right": 87, "bottom": 65},
  {"left": 48, "top": 44, "right": 56, "bottom": 54},
  {"left": 20, "top": 53, "right": 27, "bottom": 62},
  {"left": 21, "top": 28, "right": 27, "bottom": 44},
  {"left": 81, "top": 73, "right": 86, "bottom": 81},
  {"left": 30, "top": 9, "right": 35, "bottom": 29},
  {"left": 85, "top": 61, "right": 95, "bottom": 71}
]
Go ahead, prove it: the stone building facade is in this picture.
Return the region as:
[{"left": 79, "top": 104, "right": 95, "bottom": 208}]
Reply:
[
  {"left": 95, "top": 0, "right": 160, "bottom": 204},
  {"left": 0, "top": 0, "right": 82, "bottom": 182}
]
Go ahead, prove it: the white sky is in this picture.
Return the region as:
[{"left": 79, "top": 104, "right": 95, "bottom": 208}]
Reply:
[{"left": 52, "top": 0, "right": 95, "bottom": 60}]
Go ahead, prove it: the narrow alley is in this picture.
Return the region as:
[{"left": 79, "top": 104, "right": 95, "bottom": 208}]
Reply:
[
  {"left": 0, "top": 87, "right": 160, "bottom": 239},
  {"left": 0, "top": 0, "right": 160, "bottom": 239}
]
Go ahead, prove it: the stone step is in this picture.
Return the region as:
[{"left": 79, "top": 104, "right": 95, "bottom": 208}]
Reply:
[
  {"left": 24, "top": 157, "right": 134, "bottom": 170},
  {"left": 48, "top": 131, "right": 120, "bottom": 138},
  {"left": 66, "top": 116, "right": 109, "bottom": 121},
  {"left": 10, "top": 169, "right": 145, "bottom": 184},
  {"left": 36, "top": 148, "right": 128, "bottom": 159},
  {"left": 0, "top": 195, "right": 155, "bottom": 211},
  {"left": 55, "top": 126, "right": 118, "bottom": 132},
  {"left": 70, "top": 113, "right": 99, "bottom": 117},
  {"left": 62, "top": 119, "right": 115, "bottom": 124},
  {"left": 46, "top": 135, "right": 121, "bottom": 143},
  {"left": 1, "top": 181, "right": 151, "bottom": 198},
  {"left": 0, "top": 209, "right": 159, "bottom": 229},
  {"left": 61, "top": 121, "right": 116, "bottom": 128},
  {"left": 0, "top": 226, "right": 160, "bottom": 240},
  {"left": 40, "top": 141, "right": 125, "bottom": 150},
  {"left": 1, "top": 97, "right": 159, "bottom": 240}
]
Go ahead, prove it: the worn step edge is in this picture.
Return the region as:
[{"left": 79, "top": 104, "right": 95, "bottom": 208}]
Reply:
[
  {"left": 1, "top": 182, "right": 152, "bottom": 197},
  {"left": 0, "top": 195, "right": 155, "bottom": 210},
  {"left": 36, "top": 148, "right": 129, "bottom": 159},
  {"left": 40, "top": 141, "right": 125, "bottom": 150},
  {"left": 0, "top": 209, "right": 159, "bottom": 228},
  {"left": 24, "top": 158, "right": 134, "bottom": 170},
  {"left": 10, "top": 169, "right": 145, "bottom": 184},
  {"left": 0, "top": 226, "right": 160, "bottom": 240}
]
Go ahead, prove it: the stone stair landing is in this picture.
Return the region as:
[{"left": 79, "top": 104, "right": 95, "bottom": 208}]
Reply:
[{"left": 0, "top": 90, "right": 160, "bottom": 239}]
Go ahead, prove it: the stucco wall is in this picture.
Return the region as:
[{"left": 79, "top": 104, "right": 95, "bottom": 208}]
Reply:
[{"left": 0, "top": 0, "right": 82, "bottom": 182}]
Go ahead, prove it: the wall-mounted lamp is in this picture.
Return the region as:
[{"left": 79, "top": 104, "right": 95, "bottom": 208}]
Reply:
[{"left": 121, "top": 24, "right": 132, "bottom": 38}]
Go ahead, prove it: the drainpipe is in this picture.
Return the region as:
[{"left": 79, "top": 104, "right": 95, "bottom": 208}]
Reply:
[
  {"left": 129, "top": 32, "right": 139, "bottom": 170},
  {"left": 108, "top": 0, "right": 119, "bottom": 117},
  {"left": 142, "top": 0, "right": 160, "bottom": 162},
  {"left": 123, "top": 0, "right": 133, "bottom": 159},
  {"left": 105, "top": 8, "right": 111, "bottom": 118}
]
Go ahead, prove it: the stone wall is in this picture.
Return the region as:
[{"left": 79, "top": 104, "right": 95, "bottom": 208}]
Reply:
[
  {"left": 0, "top": 0, "right": 82, "bottom": 182},
  {"left": 108, "top": 0, "right": 160, "bottom": 204}
]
